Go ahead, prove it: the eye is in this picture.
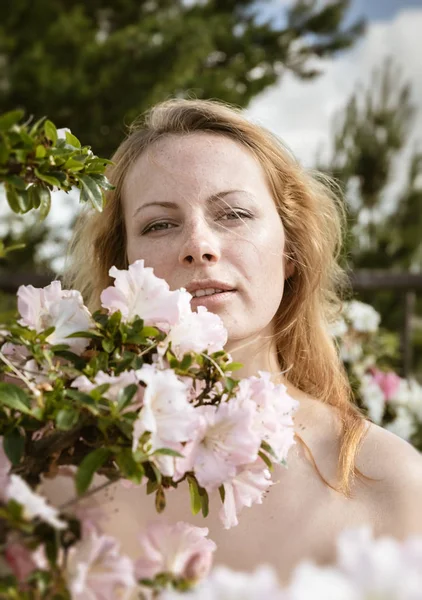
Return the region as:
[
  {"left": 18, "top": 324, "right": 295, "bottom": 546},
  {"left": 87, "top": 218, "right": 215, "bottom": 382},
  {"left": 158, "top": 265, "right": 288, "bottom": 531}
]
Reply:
[
  {"left": 142, "top": 221, "right": 177, "bottom": 234},
  {"left": 218, "top": 209, "right": 253, "bottom": 221}
]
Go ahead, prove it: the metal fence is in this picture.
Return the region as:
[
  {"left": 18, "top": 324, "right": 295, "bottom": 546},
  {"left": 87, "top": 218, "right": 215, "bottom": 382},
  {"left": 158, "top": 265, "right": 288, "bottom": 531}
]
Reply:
[{"left": 1, "top": 270, "right": 421, "bottom": 376}]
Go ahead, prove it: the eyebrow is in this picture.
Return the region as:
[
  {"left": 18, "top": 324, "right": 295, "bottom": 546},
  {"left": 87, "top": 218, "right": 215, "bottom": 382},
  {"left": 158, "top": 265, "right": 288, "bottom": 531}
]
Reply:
[{"left": 132, "top": 189, "right": 251, "bottom": 218}]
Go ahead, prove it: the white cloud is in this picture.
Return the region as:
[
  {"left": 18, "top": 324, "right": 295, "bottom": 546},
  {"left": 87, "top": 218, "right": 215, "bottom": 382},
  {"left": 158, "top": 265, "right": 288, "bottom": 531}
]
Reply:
[{"left": 246, "top": 7, "right": 422, "bottom": 173}]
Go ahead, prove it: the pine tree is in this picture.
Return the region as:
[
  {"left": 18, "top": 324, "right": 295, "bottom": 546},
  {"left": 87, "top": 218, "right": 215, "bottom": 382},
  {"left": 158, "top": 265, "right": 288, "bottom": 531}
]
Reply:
[
  {"left": 321, "top": 58, "right": 422, "bottom": 374},
  {"left": 0, "top": 0, "right": 364, "bottom": 158}
]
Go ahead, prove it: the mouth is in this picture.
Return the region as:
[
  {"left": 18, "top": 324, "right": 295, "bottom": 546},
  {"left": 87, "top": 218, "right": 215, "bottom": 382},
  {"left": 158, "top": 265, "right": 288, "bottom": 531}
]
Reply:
[{"left": 190, "top": 289, "right": 236, "bottom": 307}]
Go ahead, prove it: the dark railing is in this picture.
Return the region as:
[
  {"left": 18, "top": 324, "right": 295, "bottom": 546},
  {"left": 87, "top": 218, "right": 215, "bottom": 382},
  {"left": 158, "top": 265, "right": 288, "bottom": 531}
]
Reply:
[{"left": 1, "top": 270, "right": 421, "bottom": 376}]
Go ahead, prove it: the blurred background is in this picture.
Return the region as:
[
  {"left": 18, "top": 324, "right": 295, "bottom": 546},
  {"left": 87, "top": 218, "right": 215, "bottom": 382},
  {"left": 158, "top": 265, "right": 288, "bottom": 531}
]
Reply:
[{"left": 0, "top": 0, "right": 421, "bottom": 378}]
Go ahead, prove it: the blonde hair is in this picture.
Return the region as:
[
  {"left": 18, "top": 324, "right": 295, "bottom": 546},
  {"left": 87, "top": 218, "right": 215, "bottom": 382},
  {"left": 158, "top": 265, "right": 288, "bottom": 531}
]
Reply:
[{"left": 64, "top": 98, "right": 370, "bottom": 496}]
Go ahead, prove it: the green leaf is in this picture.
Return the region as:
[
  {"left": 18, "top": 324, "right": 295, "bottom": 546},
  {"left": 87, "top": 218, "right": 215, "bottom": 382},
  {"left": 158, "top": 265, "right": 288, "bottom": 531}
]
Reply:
[
  {"left": 260, "top": 440, "right": 278, "bottom": 460},
  {"left": 180, "top": 354, "right": 193, "bottom": 370},
  {"left": 89, "top": 173, "right": 115, "bottom": 190},
  {"left": 34, "top": 167, "right": 60, "bottom": 187},
  {"left": 35, "top": 144, "right": 47, "bottom": 158},
  {"left": 65, "top": 130, "right": 81, "bottom": 148},
  {"left": 152, "top": 448, "right": 184, "bottom": 458},
  {"left": 218, "top": 485, "right": 225, "bottom": 503},
  {"left": 116, "top": 384, "right": 138, "bottom": 412},
  {"left": 0, "top": 383, "right": 32, "bottom": 414},
  {"left": 101, "top": 338, "right": 114, "bottom": 353},
  {"left": 5, "top": 184, "right": 21, "bottom": 213},
  {"left": 56, "top": 407, "right": 79, "bottom": 431},
  {"left": 5, "top": 175, "right": 26, "bottom": 190},
  {"left": 227, "top": 362, "right": 243, "bottom": 372},
  {"left": 66, "top": 330, "right": 102, "bottom": 339},
  {"left": 76, "top": 448, "right": 112, "bottom": 495},
  {"left": 224, "top": 377, "right": 237, "bottom": 392},
  {"left": 37, "top": 185, "right": 51, "bottom": 220},
  {"left": 258, "top": 450, "right": 273, "bottom": 472},
  {"left": 0, "top": 109, "right": 24, "bottom": 131},
  {"left": 187, "top": 476, "right": 201, "bottom": 515},
  {"left": 0, "top": 139, "right": 9, "bottom": 163},
  {"left": 146, "top": 479, "right": 159, "bottom": 495},
  {"left": 3, "top": 429, "right": 25, "bottom": 466},
  {"left": 44, "top": 120, "right": 58, "bottom": 144},
  {"left": 78, "top": 174, "right": 104, "bottom": 212},
  {"left": 155, "top": 487, "right": 166, "bottom": 513},
  {"left": 115, "top": 449, "right": 144, "bottom": 484},
  {"left": 15, "top": 189, "right": 32, "bottom": 213},
  {"left": 200, "top": 487, "right": 209, "bottom": 518}
]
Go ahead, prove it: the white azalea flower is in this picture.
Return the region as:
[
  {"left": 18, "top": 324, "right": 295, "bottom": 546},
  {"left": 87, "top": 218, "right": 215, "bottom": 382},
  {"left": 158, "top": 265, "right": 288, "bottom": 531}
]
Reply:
[
  {"left": 344, "top": 300, "right": 381, "bottom": 333},
  {"left": 5, "top": 475, "right": 66, "bottom": 529},
  {"left": 65, "top": 523, "right": 137, "bottom": 600},
  {"left": 385, "top": 407, "right": 417, "bottom": 441},
  {"left": 100, "top": 259, "right": 185, "bottom": 329},
  {"left": 359, "top": 374, "right": 385, "bottom": 424},
  {"left": 166, "top": 293, "right": 227, "bottom": 359},
  {"left": 17, "top": 281, "right": 93, "bottom": 355},
  {"left": 160, "top": 565, "right": 283, "bottom": 600},
  {"left": 132, "top": 364, "right": 198, "bottom": 477}
]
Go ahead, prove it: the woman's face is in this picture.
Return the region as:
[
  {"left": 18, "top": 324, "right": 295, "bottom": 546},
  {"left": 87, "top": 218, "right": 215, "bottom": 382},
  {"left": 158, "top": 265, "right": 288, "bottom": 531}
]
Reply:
[{"left": 122, "top": 133, "right": 292, "bottom": 345}]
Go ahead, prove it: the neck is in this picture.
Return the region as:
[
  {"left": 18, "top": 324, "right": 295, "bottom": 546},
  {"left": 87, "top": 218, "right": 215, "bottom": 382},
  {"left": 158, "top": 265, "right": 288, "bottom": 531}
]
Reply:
[
  {"left": 226, "top": 330, "right": 312, "bottom": 412},
  {"left": 226, "top": 331, "right": 285, "bottom": 382}
]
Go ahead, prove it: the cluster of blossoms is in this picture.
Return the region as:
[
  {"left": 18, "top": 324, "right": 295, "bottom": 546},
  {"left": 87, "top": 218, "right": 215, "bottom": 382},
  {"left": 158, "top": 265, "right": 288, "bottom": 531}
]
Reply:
[
  {"left": 0, "top": 259, "right": 298, "bottom": 598},
  {"left": 2, "top": 433, "right": 216, "bottom": 599},
  {"left": 329, "top": 300, "right": 422, "bottom": 447},
  {"left": 160, "top": 527, "right": 422, "bottom": 600}
]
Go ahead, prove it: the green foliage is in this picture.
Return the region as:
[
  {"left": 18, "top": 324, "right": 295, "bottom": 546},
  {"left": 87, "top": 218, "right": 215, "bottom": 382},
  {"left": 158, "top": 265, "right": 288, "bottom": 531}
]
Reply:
[
  {"left": 320, "top": 58, "right": 422, "bottom": 376},
  {"left": 0, "top": 0, "right": 364, "bottom": 158},
  {"left": 0, "top": 111, "right": 113, "bottom": 219}
]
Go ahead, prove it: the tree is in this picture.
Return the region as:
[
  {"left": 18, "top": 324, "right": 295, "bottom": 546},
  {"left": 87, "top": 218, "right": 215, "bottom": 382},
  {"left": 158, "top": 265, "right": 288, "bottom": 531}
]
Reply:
[
  {"left": 0, "top": 0, "right": 365, "bottom": 158},
  {"left": 321, "top": 58, "right": 422, "bottom": 375}
]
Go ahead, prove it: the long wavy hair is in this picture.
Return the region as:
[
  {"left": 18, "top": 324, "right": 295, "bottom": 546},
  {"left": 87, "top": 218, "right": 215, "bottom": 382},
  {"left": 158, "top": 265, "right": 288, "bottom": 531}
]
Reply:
[{"left": 64, "top": 98, "right": 371, "bottom": 496}]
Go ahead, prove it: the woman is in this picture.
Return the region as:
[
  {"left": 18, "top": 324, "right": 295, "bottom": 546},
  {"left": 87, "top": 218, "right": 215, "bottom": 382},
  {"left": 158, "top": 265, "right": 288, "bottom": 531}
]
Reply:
[{"left": 63, "top": 98, "right": 422, "bottom": 581}]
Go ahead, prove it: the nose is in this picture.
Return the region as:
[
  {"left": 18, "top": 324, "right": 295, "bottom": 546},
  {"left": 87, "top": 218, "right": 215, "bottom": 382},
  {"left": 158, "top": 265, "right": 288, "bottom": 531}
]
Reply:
[{"left": 178, "top": 219, "right": 221, "bottom": 266}]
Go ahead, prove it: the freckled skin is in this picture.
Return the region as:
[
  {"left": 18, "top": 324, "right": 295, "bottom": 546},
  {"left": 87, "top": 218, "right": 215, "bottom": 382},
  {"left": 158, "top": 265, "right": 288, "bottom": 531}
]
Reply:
[{"left": 122, "top": 133, "right": 291, "bottom": 356}]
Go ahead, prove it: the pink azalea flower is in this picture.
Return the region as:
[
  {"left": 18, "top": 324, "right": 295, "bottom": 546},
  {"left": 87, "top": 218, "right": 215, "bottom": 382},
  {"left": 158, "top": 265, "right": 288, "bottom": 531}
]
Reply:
[
  {"left": 132, "top": 364, "right": 198, "bottom": 477},
  {"left": 218, "top": 458, "right": 272, "bottom": 529},
  {"left": 236, "top": 371, "right": 299, "bottom": 464},
  {"left": 135, "top": 521, "right": 216, "bottom": 585},
  {"left": 177, "top": 398, "right": 261, "bottom": 491},
  {"left": 5, "top": 540, "right": 37, "bottom": 583},
  {"left": 17, "top": 281, "right": 93, "bottom": 355},
  {"left": 166, "top": 293, "right": 227, "bottom": 359},
  {"left": 65, "top": 523, "right": 137, "bottom": 600},
  {"left": 71, "top": 370, "right": 143, "bottom": 410},
  {"left": 5, "top": 475, "right": 67, "bottom": 529},
  {"left": 370, "top": 368, "right": 402, "bottom": 402},
  {"left": 100, "top": 259, "right": 185, "bottom": 329}
]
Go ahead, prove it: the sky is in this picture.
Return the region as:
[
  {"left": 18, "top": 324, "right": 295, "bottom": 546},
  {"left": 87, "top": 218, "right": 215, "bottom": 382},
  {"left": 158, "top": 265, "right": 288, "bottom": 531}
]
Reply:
[
  {"left": 2, "top": 0, "right": 422, "bottom": 272},
  {"left": 247, "top": 0, "right": 422, "bottom": 167}
]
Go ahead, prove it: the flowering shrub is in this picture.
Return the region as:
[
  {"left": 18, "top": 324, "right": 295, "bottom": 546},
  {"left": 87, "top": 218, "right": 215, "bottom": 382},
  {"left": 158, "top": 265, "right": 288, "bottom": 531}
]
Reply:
[
  {"left": 331, "top": 300, "right": 422, "bottom": 449},
  {"left": 0, "top": 259, "right": 298, "bottom": 598},
  {"left": 157, "top": 527, "right": 422, "bottom": 599}
]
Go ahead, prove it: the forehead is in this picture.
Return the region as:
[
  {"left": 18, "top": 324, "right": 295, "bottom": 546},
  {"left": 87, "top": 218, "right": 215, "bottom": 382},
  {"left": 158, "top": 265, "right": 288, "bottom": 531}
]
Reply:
[{"left": 122, "top": 132, "right": 269, "bottom": 201}]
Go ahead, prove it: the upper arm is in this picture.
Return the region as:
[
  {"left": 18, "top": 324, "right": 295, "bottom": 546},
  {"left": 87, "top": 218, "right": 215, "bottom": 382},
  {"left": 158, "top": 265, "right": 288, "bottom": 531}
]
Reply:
[{"left": 361, "top": 424, "right": 422, "bottom": 537}]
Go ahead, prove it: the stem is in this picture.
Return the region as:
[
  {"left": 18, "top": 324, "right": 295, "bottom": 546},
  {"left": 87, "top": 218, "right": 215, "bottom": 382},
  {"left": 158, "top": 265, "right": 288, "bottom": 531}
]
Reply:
[
  {"left": 201, "top": 353, "right": 225, "bottom": 378},
  {"left": 59, "top": 477, "right": 118, "bottom": 511},
  {"left": 0, "top": 350, "right": 42, "bottom": 399}
]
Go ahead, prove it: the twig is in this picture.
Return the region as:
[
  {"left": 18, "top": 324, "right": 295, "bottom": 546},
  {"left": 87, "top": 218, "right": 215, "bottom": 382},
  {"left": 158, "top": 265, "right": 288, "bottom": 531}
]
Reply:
[
  {"left": 0, "top": 350, "right": 42, "bottom": 398},
  {"left": 59, "top": 477, "right": 119, "bottom": 511},
  {"left": 200, "top": 353, "right": 225, "bottom": 378}
]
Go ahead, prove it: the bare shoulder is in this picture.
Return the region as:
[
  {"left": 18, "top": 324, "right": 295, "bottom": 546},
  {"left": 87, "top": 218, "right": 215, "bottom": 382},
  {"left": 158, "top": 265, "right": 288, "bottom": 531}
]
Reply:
[{"left": 356, "top": 422, "right": 422, "bottom": 537}]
